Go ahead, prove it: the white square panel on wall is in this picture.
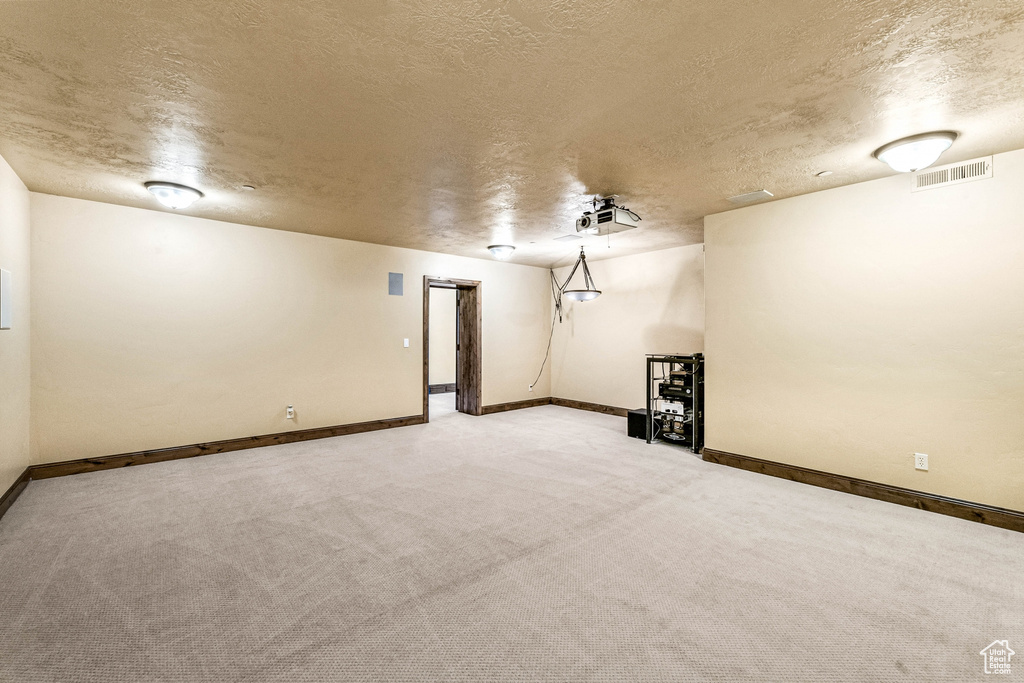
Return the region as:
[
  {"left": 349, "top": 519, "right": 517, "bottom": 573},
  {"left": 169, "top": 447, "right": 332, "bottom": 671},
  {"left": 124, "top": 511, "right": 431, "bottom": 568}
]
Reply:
[{"left": 0, "top": 268, "right": 11, "bottom": 330}]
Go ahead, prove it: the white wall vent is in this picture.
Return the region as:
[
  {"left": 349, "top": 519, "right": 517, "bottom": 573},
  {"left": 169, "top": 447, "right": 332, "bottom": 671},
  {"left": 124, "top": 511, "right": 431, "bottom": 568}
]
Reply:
[{"left": 911, "top": 156, "right": 992, "bottom": 192}]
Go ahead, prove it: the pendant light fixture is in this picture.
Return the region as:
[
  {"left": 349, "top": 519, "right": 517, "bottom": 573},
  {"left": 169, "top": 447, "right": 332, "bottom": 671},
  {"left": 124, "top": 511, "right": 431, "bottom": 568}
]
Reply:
[
  {"left": 873, "top": 131, "right": 958, "bottom": 173},
  {"left": 527, "top": 247, "right": 602, "bottom": 392},
  {"left": 559, "top": 247, "right": 601, "bottom": 302},
  {"left": 145, "top": 181, "right": 204, "bottom": 209}
]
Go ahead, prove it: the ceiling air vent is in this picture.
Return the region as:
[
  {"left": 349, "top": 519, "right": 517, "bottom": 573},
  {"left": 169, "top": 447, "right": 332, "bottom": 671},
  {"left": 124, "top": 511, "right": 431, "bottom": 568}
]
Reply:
[
  {"left": 912, "top": 156, "right": 992, "bottom": 192},
  {"left": 727, "top": 189, "right": 774, "bottom": 206}
]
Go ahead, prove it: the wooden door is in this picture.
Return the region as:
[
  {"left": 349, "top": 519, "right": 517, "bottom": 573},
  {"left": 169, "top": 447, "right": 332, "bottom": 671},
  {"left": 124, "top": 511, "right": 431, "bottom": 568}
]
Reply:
[{"left": 455, "top": 286, "right": 482, "bottom": 415}]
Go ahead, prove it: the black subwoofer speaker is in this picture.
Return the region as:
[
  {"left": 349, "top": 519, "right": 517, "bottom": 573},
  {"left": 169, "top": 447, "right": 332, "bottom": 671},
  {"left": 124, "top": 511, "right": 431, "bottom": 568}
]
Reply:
[{"left": 627, "top": 408, "right": 654, "bottom": 439}]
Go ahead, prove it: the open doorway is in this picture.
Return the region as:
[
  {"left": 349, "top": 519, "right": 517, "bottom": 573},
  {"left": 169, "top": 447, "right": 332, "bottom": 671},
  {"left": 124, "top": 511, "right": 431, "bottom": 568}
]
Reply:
[
  {"left": 423, "top": 277, "right": 482, "bottom": 421},
  {"left": 427, "top": 287, "right": 457, "bottom": 418}
]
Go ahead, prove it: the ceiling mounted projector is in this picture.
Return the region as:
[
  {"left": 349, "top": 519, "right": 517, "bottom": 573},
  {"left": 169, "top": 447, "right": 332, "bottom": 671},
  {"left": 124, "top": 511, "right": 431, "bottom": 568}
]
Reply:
[{"left": 575, "top": 195, "right": 641, "bottom": 235}]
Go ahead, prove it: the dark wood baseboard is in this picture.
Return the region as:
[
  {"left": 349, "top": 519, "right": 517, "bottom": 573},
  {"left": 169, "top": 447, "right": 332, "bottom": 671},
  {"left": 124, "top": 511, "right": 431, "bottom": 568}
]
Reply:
[
  {"left": 481, "top": 397, "right": 629, "bottom": 417},
  {"left": 7, "top": 397, "right": 627, "bottom": 519},
  {"left": 0, "top": 468, "right": 31, "bottom": 521},
  {"left": 29, "top": 415, "right": 425, "bottom": 480},
  {"left": 551, "top": 397, "right": 629, "bottom": 418},
  {"left": 482, "top": 397, "right": 553, "bottom": 414},
  {"left": 702, "top": 448, "right": 1024, "bottom": 534},
  {"left": 428, "top": 383, "right": 456, "bottom": 394}
]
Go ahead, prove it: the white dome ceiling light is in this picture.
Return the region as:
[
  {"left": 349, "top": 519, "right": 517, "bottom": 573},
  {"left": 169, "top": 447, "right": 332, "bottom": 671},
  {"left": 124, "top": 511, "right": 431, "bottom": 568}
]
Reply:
[
  {"left": 487, "top": 244, "right": 516, "bottom": 260},
  {"left": 873, "top": 131, "right": 958, "bottom": 173},
  {"left": 145, "top": 181, "right": 204, "bottom": 209}
]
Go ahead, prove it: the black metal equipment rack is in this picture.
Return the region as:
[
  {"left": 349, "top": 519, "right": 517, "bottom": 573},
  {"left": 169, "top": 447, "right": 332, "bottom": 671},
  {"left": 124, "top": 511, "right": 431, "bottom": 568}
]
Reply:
[{"left": 646, "top": 353, "right": 704, "bottom": 453}]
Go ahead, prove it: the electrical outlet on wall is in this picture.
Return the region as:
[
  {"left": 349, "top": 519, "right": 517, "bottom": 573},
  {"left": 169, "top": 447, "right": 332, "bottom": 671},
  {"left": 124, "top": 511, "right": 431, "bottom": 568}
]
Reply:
[
  {"left": 286, "top": 405, "right": 295, "bottom": 420},
  {"left": 914, "top": 453, "right": 928, "bottom": 471}
]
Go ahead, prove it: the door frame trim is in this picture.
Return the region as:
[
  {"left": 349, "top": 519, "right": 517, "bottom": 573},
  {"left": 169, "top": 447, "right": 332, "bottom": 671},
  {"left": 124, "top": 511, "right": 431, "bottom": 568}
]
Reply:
[{"left": 423, "top": 276, "right": 482, "bottom": 421}]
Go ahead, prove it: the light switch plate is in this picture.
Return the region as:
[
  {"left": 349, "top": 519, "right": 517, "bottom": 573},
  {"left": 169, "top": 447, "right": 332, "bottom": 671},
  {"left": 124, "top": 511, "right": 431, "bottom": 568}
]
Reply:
[{"left": 0, "top": 269, "right": 11, "bottom": 330}]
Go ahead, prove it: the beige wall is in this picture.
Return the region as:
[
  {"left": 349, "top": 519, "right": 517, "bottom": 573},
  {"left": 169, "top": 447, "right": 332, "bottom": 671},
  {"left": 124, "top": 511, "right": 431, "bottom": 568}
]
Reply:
[
  {"left": 428, "top": 288, "right": 457, "bottom": 386},
  {"left": 0, "top": 154, "right": 31, "bottom": 492},
  {"left": 705, "top": 147, "right": 1024, "bottom": 510},
  {"left": 551, "top": 244, "right": 705, "bottom": 410},
  {"left": 30, "top": 194, "right": 551, "bottom": 463}
]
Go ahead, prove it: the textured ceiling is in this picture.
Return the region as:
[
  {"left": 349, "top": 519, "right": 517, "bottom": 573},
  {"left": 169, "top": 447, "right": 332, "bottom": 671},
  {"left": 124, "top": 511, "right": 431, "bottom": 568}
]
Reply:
[{"left": 1, "top": 1, "right": 1024, "bottom": 267}]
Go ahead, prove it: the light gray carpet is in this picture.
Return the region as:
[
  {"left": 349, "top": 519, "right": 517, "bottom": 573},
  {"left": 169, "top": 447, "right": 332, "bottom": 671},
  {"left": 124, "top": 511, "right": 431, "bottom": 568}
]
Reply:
[
  {"left": 1, "top": 401, "right": 1021, "bottom": 682},
  {"left": 428, "top": 391, "right": 456, "bottom": 419}
]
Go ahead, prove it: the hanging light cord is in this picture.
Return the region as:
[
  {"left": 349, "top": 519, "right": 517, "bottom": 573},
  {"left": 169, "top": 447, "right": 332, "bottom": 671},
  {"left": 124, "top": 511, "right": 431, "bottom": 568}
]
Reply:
[{"left": 528, "top": 270, "right": 563, "bottom": 391}]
